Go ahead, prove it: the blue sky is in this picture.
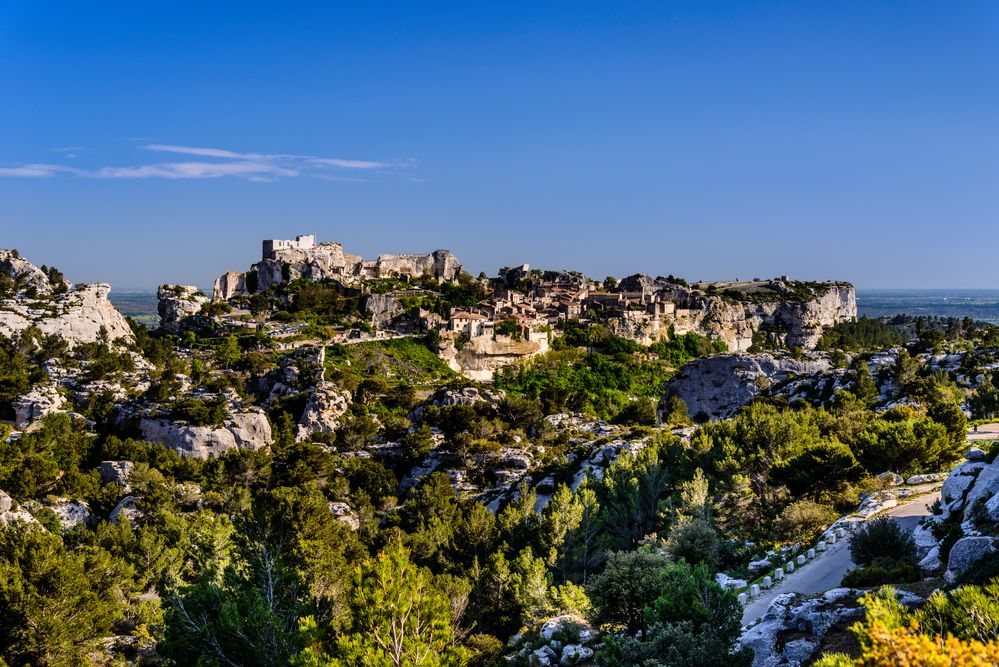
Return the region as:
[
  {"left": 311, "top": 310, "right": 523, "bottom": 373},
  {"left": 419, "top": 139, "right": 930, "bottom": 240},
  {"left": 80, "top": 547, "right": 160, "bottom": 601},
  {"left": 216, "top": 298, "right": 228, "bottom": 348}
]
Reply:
[{"left": 1, "top": 1, "right": 998, "bottom": 289}]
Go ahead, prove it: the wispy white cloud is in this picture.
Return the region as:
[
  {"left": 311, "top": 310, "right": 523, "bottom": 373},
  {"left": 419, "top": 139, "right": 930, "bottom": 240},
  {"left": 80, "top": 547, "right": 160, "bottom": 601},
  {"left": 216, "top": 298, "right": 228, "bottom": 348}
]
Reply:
[
  {"left": 0, "top": 163, "right": 83, "bottom": 177},
  {"left": 0, "top": 143, "right": 414, "bottom": 181}
]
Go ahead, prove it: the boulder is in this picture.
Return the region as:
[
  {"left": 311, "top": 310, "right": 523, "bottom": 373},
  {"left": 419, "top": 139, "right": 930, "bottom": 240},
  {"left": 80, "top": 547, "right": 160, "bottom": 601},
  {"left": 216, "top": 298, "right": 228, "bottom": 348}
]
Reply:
[
  {"left": 0, "top": 490, "right": 10, "bottom": 514},
  {"left": 98, "top": 460, "right": 135, "bottom": 490},
  {"left": 877, "top": 472, "right": 904, "bottom": 486},
  {"left": 963, "top": 463, "right": 999, "bottom": 515},
  {"left": 559, "top": 644, "right": 593, "bottom": 665},
  {"left": 945, "top": 536, "right": 997, "bottom": 583},
  {"left": 140, "top": 408, "right": 272, "bottom": 460},
  {"left": 13, "top": 384, "right": 66, "bottom": 429},
  {"left": 532, "top": 645, "right": 558, "bottom": 666},
  {"left": 297, "top": 382, "right": 351, "bottom": 441},
  {"left": 920, "top": 546, "right": 943, "bottom": 572},
  {"left": 906, "top": 472, "right": 948, "bottom": 485},
  {"left": 967, "top": 447, "right": 987, "bottom": 461},
  {"left": 109, "top": 496, "right": 142, "bottom": 526},
  {"left": 40, "top": 497, "right": 92, "bottom": 529},
  {"left": 329, "top": 501, "right": 360, "bottom": 530},
  {"left": 157, "top": 284, "right": 209, "bottom": 332}
]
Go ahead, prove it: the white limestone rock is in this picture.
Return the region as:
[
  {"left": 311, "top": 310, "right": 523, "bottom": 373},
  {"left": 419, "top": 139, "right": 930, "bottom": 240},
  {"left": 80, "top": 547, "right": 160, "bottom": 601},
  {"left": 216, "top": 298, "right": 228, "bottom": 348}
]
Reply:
[
  {"left": 13, "top": 384, "right": 66, "bottom": 429},
  {"left": 212, "top": 270, "right": 247, "bottom": 301},
  {"left": 0, "top": 280, "right": 134, "bottom": 348},
  {"left": 140, "top": 408, "right": 272, "bottom": 459},
  {"left": 39, "top": 497, "right": 92, "bottom": 529},
  {"left": 98, "top": 460, "right": 135, "bottom": 490},
  {"left": 297, "top": 382, "right": 351, "bottom": 441},
  {"left": 660, "top": 352, "right": 833, "bottom": 421},
  {"left": 109, "top": 496, "right": 142, "bottom": 526},
  {"left": 157, "top": 284, "right": 209, "bottom": 332},
  {"left": 945, "top": 536, "right": 997, "bottom": 583}
]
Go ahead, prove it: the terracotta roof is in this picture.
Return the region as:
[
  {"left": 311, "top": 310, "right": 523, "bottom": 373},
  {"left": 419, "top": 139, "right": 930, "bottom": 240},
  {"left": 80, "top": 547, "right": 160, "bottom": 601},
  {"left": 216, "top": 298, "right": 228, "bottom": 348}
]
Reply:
[{"left": 450, "top": 311, "right": 486, "bottom": 320}]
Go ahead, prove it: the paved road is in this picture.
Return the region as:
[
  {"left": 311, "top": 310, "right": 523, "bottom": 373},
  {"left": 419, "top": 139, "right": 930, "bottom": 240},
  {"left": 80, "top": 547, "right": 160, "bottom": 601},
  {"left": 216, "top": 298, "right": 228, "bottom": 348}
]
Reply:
[
  {"left": 741, "top": 490, "right": 940, "bottom": 626},
  {"left": 968, "top": 423, "right": 999, "bottom": 442}
]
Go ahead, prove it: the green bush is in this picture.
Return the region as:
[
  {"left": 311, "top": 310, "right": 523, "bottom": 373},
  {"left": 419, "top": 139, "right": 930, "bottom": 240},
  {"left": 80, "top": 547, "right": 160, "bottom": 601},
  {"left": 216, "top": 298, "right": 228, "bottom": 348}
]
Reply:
[{"left": 849, "top": 516, "right": 917, "bottom": 567}]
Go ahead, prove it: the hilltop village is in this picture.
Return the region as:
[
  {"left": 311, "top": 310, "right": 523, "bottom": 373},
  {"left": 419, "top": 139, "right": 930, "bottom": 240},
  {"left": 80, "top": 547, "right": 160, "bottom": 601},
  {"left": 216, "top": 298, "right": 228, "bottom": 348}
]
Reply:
[
  {"left": 4, "top": 240, "right": 999, "bottom": 666},
  {"left": 173, "top": 234, "right": 858, "bottom": 381}
]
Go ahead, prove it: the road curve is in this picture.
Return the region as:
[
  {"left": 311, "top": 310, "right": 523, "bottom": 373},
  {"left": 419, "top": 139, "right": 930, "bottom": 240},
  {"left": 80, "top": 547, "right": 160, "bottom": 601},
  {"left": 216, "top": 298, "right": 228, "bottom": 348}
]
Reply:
[{"left": 741, "top": 489, "right": 940, "bottom": 626}]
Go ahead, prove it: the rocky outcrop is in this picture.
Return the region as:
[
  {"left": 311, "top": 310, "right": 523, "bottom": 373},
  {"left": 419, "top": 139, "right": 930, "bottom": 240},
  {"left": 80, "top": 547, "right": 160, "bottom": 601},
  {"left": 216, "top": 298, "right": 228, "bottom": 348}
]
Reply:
[
  {"left": 606, "top": 277, "right": 856, "bottom": 352},
  {"left": 139, "top": 407, "right": 272, "bottom": 459},
  {"left": 0, "top": 489, "right": 38, "bottom": 525},
  {"left": 157, "top": 284, "right": 209, "bottom": 332},
  {"left": 36, "top": 497, "right": 93, "bottom": 530},
  {"left": 660, "top": 353, "right": 833, "bottom": 422},
  {"left": 212, "top": 271, "right": 247, "bottom": 301},
  {"left": 99, "top": 461, "right": 135, "bottom": 491},
  {"left": 13, "top": 384, "right": 66, "bottom": 429},
  {"left": 297, "top": 381, "right": 351, "bottom": 441},
  {"left": 946, "top": 537, "right": 997, "bottom": 583},
  {"left": 739, "top": 588, "right": 923, "bottom": 667},
  {"left": 0, "top": 279, "right": 134, "bottom": 347},
  {"left": 0, "top": 249, "right": 56, "bottom": 294},
  {"left": 363, "top": 294, "right": 406, "bottom": 329},
  {"left": 439, "top": 333, "right": 550, "bottom": 383}
]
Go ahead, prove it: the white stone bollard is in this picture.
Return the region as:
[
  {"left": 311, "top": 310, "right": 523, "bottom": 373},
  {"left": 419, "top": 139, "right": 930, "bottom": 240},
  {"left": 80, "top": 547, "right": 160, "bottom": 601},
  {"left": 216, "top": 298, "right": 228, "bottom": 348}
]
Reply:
[
  {"left": 750, "top": 584, "right": 760, "bottom": 597},
  {"left": 828, "top": 534, "right": 837, "bottom": 544},
  {"left": 786, "top": 561, "right": 795, "bottom": 573},
  {"left": 817, "top": 541, "right": 827, "bottom": 552},
  {"left": 807, "top": 548, "right": 816, "bottom": 559},
  {"left": 796, "top": 555, "right": 806, "bottom": 565},
  {"left": 836, "top": 528, "right": 846, "bottom": 538},
  {"left": 774, "top": 568, "right": 784, "bottom": 581},
  {"left": 763, "top": 576, "right": 773, "bottom": 589},
  {"left": 738, "top": 593, "right": 747, "bottom": 606}
]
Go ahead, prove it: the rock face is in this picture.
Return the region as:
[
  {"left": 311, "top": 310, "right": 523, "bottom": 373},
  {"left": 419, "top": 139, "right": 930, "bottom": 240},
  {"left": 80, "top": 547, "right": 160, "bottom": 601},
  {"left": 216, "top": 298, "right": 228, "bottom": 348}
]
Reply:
[
  {"left": 297, "top": 382, "right": 352, "bottom": 441},
  {"left": 439, "top": 334, "right": 550, "bottom": 383},
  {"left": 0, "top": 274, "right": 134, "bottom": 347},
  {"left": 13, "top": 384, "right": 66, "bottom": 429},
  {"left": 99, "top": 461, "right": 135, "bottom": 490},
  {"left": 157, "top": 284, "right": 209, "bottom": 332},
  {"left": 212, "top": 270, "right": 247, "bottom": 301},
  {"left": 739, "top": 588, "right": 923, "bottom": 667},
  {"left": 946, "top": 537, "right": 997, "bottom": 582},
  {"left": 363, "top": 294, "right": 406, "bottom": 329},
  {"left": 608, "top": 277, "right": 855, "bottom": 352},
  {"left": 139, "top": 407, "right": 272, "bottom": 459},
  {"left": 660, "top": 352, "right": 833, "bottom": 422},
  {"left": 0, "top": 249, "right": 56, "bottom": 294}
]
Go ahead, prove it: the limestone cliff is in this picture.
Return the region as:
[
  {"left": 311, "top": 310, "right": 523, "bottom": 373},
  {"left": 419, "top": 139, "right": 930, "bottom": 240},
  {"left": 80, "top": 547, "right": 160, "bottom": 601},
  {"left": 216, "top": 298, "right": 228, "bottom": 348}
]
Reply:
[
  {"left": 659, "top": 352, "right": 833, "bottom": 421},
  {"left": 438, "top": 334, "right": 550, "bottom": 383},
  {"left": 0, "top": 250, "right": 134, "bottom": 347},
  {"left": 139, "top": 407, "right": 272, "bottom": 459},
  {"left": 608, "top": 277, "right": 855, "bottom": 351},
  {"left": 157, "top": 284, "right": 209, "bottom": 332}
]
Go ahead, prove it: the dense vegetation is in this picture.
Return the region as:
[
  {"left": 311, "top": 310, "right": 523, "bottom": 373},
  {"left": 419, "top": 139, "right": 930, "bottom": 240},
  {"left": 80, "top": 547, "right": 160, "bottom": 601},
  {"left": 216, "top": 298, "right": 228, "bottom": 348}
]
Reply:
[{"left": 5, "top": 282, "right": 999, "bottom": 665}]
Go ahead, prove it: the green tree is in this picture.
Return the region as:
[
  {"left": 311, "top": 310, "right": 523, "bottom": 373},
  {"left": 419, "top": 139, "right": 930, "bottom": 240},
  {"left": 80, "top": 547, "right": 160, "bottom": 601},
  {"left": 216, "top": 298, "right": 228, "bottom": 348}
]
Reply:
[
  {"left": 215, "top": 335, "right": 242, "bottom": 369},
  {"left": 0, "top": 524, "right": 121, "bottom": 666},
  {"left": 294, "top": 542, "right": 469, "bottom": 667},
  {"left": 589, "top": 549, "right": 672, "bottom": 636}
]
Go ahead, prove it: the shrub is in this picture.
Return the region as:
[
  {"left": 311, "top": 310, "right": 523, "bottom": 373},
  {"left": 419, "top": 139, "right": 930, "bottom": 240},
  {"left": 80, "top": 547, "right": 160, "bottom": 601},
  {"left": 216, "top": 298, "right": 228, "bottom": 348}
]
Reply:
[
  {"left": 842, "top": 561, "right": 921, "bottom": 587},
  {"left": 849, "top": 516, "right": 917, "bottom": 568},
  {"left": 775, "top": 500, "right": 838, "bottom": 544},
  {"left": 665, "top": 518, "right": 720, "bottom": 569}
]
